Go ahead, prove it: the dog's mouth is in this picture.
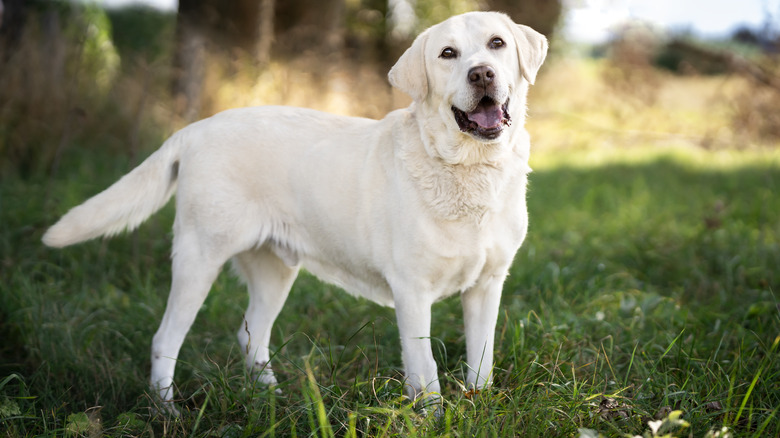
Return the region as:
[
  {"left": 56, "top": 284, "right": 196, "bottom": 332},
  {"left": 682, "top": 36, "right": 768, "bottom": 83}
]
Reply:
[{"left": 452, "top": 97, "right": 511, "bottom": 140}]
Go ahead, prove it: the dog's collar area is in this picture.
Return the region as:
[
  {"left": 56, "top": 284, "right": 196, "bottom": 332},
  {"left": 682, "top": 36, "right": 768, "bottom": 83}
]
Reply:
[{"left": 452, "top": 97, "right": 511, "bottom": 140}]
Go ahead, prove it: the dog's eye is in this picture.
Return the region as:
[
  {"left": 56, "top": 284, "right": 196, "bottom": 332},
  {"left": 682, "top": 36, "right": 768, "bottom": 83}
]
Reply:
[
  {"left": 439, "top": 47, "right": 458, "bottom": 59},
  {"left": 489, "top": 37, "right": 505, "bottom": 49}
]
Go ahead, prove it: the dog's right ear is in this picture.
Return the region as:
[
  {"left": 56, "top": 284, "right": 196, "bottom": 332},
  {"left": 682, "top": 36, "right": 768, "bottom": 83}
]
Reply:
[{"left": 388, "top": 29, "right": 430, "bottom": 102}]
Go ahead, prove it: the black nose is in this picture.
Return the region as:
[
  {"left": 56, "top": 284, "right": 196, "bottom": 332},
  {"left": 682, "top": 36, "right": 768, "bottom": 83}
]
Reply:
[{"left": 468, "top": 65, "right": 495, "bottom": 87}]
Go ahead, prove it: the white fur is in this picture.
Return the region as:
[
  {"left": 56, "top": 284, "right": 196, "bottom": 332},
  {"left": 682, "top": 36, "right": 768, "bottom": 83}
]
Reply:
[{"left": 43, "top": 11, "right": 547, "bottom": 410}]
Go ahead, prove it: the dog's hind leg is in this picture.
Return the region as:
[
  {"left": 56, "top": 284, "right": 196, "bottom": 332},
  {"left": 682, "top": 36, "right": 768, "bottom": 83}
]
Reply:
[
  {"left": 150, "top": 232, "right": 229, "bottom": 413},
  {"left": 233, "top": 246, "right": 299, "bottom": 389}
]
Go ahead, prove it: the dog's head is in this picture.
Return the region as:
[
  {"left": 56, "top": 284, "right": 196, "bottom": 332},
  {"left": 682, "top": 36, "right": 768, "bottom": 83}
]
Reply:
[{"left": 389, "top": 12, "right": 547, "bottom": 164}]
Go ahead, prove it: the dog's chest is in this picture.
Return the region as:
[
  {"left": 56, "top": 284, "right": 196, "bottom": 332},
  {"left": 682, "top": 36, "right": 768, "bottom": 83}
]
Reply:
[
  {"left": 399, "top": 162, "right": 529, "bottom": 297},
  {"left": 414, "top": 203, "right": 527, "bottom": 299}
]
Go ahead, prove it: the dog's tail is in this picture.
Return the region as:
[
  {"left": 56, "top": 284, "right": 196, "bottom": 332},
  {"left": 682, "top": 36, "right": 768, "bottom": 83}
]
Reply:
[{"left": 42, "top": 131, "right": 186, "bottom": 248}]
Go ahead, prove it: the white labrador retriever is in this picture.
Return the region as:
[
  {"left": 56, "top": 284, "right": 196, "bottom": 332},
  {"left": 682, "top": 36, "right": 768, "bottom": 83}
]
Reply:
[{"left": 43, "top": 11, "right": 547, "bottom": 410}]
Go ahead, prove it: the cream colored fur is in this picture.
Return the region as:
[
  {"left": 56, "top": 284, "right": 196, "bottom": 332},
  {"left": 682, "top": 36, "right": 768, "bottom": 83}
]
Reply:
[{"left": 43, "top": 11, "right": 547, "bottom": 412}]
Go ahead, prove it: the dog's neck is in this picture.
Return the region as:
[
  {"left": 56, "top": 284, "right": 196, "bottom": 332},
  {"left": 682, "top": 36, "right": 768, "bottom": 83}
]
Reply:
[{"left": 398, "top": 112, "right": 530, "bottom": 223}]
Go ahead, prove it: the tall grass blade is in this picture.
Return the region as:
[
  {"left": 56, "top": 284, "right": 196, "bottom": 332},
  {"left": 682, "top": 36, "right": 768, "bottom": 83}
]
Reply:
[
  {"left": 305, "top": 362, "right": 334, "bottom": 438},
  {"left": 190, "top": 388, "right": 211, "bottom": 437}
]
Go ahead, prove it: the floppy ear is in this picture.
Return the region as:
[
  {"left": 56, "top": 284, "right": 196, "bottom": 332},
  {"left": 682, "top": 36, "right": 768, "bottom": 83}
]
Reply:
[
  {"left": 511, "top": 23, "right": 548, "bottom": 85},
  {"left": 388, "top": 29, "right": 429, "bottom": 102}
]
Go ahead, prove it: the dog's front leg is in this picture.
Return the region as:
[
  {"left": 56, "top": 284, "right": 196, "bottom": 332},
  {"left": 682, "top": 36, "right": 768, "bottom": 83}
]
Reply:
[
  {"left": 461, "top": 273, "right": 505, "bottom": 391},
  {"left": 393, "top": 294, "right": 441, "bottom": 408}
]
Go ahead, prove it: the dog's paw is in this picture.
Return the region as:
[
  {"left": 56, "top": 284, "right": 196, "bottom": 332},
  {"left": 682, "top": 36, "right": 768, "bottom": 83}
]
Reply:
[
  {"left": 150, "top": 399, "right": 182, "bottom": 418},
  {"left": 420, "top": 403, "right": 444, "bottom": 419},
  {"left": 251, "top": 363, "right": 283, "bottom": 395},
  {"left": 254, "top": 381, "right": 282, "bottom": 396},
  {"left": 415, "top": 393, "right": 443, "bottom": 418}
]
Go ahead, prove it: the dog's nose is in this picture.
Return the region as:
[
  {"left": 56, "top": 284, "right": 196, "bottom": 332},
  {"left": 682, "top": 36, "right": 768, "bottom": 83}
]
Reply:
[{"left": 468, "top": 65, "right": 495, "bottom": 88}]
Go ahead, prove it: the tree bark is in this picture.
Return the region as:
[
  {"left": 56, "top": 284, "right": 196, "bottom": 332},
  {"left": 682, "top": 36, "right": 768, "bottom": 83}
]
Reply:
[
  {"left": 172, "top": 0, "right": 208, "bottom": 122},
  {"left": 274, "top": 0, "right": 345, "bottom": 57},
  {"left": 256, "top": 0, "right": 274, "bottom": 65},
  {"left": 0, "top": 0, "right": 27, "bottom": 57},
  {"left": 483, "top": 0, "right": 562, "bottom": 38},
  {"left": 171, "top": 0, "right": 277, "bottom": 119}
]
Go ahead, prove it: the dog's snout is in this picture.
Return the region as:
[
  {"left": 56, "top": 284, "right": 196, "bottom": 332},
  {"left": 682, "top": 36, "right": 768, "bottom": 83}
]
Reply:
[{"left": 468, "top": 65, "right": 495, "bottom": 88}]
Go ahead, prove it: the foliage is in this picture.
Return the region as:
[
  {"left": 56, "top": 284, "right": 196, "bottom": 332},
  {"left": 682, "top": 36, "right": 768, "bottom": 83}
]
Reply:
[
  {"left": 105, "top": 5, "right": 176, "bottom": 61},
  {"left": 0, "top": 2, "right": 125, "bottom": 178},
  {"left": 411, "top": 0, "right": 478, "bottom": 34}
]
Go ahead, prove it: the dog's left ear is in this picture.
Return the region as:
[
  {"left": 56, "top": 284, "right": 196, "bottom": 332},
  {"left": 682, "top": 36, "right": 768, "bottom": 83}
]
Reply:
[
  {"left": 388, "top": 29, "right": 430, "bottom": 101},
  {"left": 510, "top": 23, "right": 548, "bottom": 85}
]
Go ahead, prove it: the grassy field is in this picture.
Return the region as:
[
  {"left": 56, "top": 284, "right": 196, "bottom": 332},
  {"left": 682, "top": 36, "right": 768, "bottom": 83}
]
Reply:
[
  {"left": 1, "top": 20, "right": 779, "bottom": 435},
  {"left": 2, "top": 143, "right": 778, "bottom": 437}
]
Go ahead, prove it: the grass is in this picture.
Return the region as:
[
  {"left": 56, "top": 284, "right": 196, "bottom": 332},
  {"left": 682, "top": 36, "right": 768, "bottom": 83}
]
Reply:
[{"left": 1, "top": 143, "right": 778, "bottom": 437}]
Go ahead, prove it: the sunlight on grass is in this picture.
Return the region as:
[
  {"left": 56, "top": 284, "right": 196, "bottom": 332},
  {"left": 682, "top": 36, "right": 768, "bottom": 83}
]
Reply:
[
  {"left": 528, "top": 58, "right": 776, "bottom": 153},
  {"left": 530, "top": 143, "right": 780, "bottom": 170}
]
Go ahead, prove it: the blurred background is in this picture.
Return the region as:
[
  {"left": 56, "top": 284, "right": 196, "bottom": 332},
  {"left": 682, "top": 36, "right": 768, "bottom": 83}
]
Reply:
[{"left": 1, "top": 0, "right": 779, "bottom": 180}]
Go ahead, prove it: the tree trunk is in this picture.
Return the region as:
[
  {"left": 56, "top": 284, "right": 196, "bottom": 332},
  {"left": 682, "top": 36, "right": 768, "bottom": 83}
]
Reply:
[
  {"left": 0, "top": 0, "right": 27, "bottom": 57},
  {"left": 256, "top": 0, "right": 274, "bottom": 65},
  {"left": 172, "top": 0, "right": 277, "bottom": 119},
  {"left": 274, "top": 0, "right": 345, "bottom": 57},
  {"left": 172, "top": 29, "right": 206, "bottom": 123},
  {"left": 483, "top": 0, "right": 562, "bottom": 38},
  {"left": 172, "top": 0, "right": 211, "bottom": 122}
]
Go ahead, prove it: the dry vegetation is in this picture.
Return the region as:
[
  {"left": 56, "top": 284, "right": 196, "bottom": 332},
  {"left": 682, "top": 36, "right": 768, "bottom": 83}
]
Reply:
[
  {"left": 527, "top": 59, "right": 769, "bottom": 152},
  {"left": 188, "top": 49, "right": 780, "bottom": 157},
  {"left": 0, "top": 31, "right": 405, "bottom": 180},
  {"left": 2, "top": 17, "right": 779, "bottom": 184}
]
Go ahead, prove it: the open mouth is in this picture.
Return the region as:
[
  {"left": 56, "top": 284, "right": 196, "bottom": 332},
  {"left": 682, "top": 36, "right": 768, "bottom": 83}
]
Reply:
[{"left": 452, "top": 97, "right": 511, "bottom": 140}]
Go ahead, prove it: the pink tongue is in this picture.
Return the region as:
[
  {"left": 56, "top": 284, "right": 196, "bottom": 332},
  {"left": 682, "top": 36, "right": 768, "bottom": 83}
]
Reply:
[{"left": 467, "top": 102, "right": 503, "bottom": 129}]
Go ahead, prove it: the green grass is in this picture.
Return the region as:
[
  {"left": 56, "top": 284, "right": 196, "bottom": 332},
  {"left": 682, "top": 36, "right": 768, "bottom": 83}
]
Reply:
[{"left": 1, "top": 146, "right": 779, "bottom": 437}]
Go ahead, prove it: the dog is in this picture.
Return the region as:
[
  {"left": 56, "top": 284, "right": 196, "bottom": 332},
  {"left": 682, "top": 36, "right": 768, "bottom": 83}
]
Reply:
[{"left": 43, "top": 11, "right": 547, "bottom": 411}]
